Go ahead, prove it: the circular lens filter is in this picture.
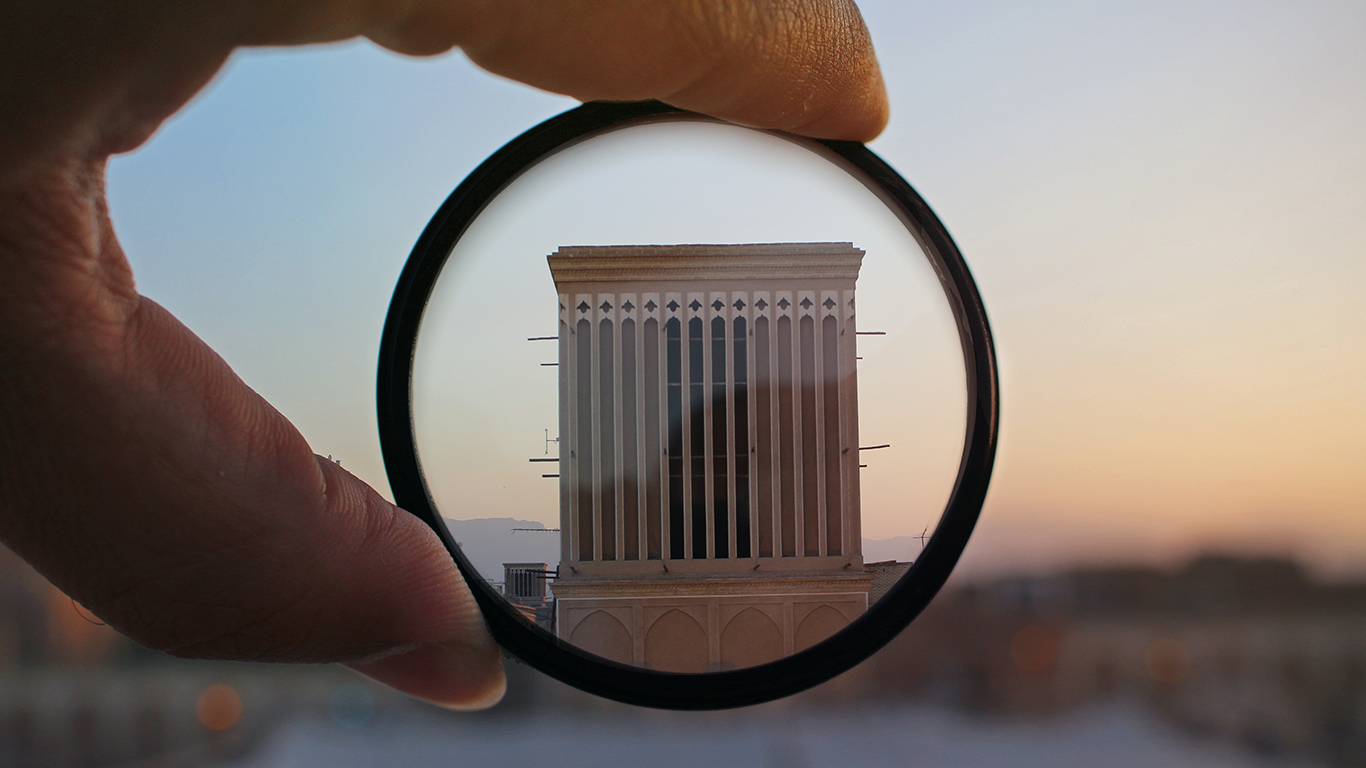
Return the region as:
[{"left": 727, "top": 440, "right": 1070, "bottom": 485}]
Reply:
[{"left": 377, "top": 100, "right": 998, "bottom": 709}]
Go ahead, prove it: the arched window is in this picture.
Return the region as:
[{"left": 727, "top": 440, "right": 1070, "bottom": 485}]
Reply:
[
  {"left": 664, "top": 317, "right": 684, "bottom": 558},
  {"left": 822, "top": 314, "right": 842, "bottom": 556},
  {"left": 733, "top": 314, "right": 751, "bottom": 559},
  {"left": 689, "top": 316, "right": 706, "bottom": 558},
  {"left": 711, "top": 315, "right": 728, "bottom": 559},
  {"left": 621, "top": 317, "right": 638, "bottom": 560},
  {"left": 575, "top": 318, "right": 593, "bottom": 560},
  {"left": 776, "top": 314, "right": 796, "bottom": 558},
  {"left": 799, "top": 314, "right": 819, "bottom": 557},
  {"left": 643, "top": 317, "right": 661, "bottom": 559},
  {"left": 754, "top": 315, "right": 773, "bottom": 558},
  {"left": 599, "top": 317, "right": 615, "bottom": 561}
]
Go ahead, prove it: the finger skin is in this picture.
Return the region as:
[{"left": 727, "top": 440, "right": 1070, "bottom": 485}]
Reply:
[
  {"left": 0, "top": 155, "right": 507, "bottom": 706},
  {"left": 0, "top": 156, "right": 496, "bottom": 672},
  {"left": 358, "top": 0, "right": 888, "bottom": 141},
  {"left": 0, "top": 0, "right": 886, "bottom": 176},
  {"left": 0, "top": 0, "right": 886, "bottom": 707}
]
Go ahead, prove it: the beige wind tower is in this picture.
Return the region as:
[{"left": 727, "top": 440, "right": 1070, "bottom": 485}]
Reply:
[{"left": 548, "top": 243, "right": 872, "bottom": 672}]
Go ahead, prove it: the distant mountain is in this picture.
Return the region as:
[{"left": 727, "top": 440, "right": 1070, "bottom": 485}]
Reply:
[
  {"left": 862, "top": 536, "right": 925, "bottom": 564},
  {"left": 441, "top": 518, "right": 560, "bottom": 585}
]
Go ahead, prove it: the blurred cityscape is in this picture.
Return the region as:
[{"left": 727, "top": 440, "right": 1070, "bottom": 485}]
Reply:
[{"left": 1, "top": 543, "right": 1363, "bottom": 767}]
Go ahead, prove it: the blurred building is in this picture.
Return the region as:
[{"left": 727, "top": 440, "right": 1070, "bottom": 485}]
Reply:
[
  {"left": 0, "top": 546, "right": 387, "bottom": 767},
  {"left": 2, "top": 532, "right": 1363, "bottom": 767},
  {"left": 842, "top": 554, "right": 1366, "bottom": 767},
  {"left": 547, "top": 243, "right": 872, "bottom": 671},
  {"left": 502, "top": 562, "right": 555, "bottom": 629}
]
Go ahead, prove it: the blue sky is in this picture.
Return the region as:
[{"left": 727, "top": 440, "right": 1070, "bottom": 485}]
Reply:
[{"left": 106, "top": 0, "right": 1366, "bottom": 577}]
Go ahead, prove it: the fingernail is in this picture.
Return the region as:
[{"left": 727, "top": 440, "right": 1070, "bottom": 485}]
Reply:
[{"left": 345, "top": 640, "right": 507, "bottom": 711}]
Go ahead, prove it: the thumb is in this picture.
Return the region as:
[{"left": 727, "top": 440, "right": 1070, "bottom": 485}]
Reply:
[{"left": 0, "top": 159, "right": 504, "bottom": 708}]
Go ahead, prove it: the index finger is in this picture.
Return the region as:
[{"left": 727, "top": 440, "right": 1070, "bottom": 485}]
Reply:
[{"left": 250, "top": 0, "right": 889, "bottom": 141}]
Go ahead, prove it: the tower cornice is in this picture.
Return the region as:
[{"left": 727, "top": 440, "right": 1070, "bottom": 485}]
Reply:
[{"left": 548, "top": 242, "right": 864, "bottom": 286}]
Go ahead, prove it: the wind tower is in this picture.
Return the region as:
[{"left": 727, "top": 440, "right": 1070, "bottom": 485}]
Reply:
[{"left": 548, "top": 243, "right": 872, "bottom": 671}]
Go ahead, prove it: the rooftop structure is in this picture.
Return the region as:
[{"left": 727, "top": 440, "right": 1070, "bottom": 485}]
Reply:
[{"left": 547, "top": 243, "right": 873, "bottom": 671}]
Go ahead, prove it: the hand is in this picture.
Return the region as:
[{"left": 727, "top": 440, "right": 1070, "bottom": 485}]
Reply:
[{"left": 0, "top": 0, "right": 886, "bottom": 709}]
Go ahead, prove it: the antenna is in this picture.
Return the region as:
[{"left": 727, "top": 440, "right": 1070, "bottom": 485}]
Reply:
[
  {"left": 529, "top": 335, "right": 558, "bottom": 366},
  {"left": 858, "top": 444, "right": 888, "bottom": 469}
]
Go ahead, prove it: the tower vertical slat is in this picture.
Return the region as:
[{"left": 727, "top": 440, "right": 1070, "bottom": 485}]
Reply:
[
  {"left": 779, "top": 290, "right": 802, "bottom": 559},
  {"left": 675, "top": 292, "right": 693, "bottom": 560},
  {"left": 589, "top": 296, "right": 603, "bottom": 562},
  {"left": 559, "top": 294, "right": 573, "bottom": 563},
  {"left": 742, "top": 293, "right": 758, "bottom": 559},
  {"left": 610, "top": 295, "right": 625, "bottom": 561},
  {"left": 664, "top": 294, "right": 684, "bottom": 561},
  {"left": 574, "top": 294, "right": 596, "bottom": 562},
  {"left": 688, "top": 291, "right": 710, "bottom": 560},
  {"left": 642, "top": 292, "right": 663, "bottom": 560},
  {"left": 810, "top": 290, "right": 828, "bottom": 557},
  {"left": 753, "top": 291, "right": 776, "bottom": 560},
  {"left": 710, "top": 291, "right": 733, "bottom": 560},
  {"left": 821, "top": 289, "right": 843, "bottom": 558},
  {"left": 843, "top": 288, "right": 862, "bottom": 558},
  {"left": 628, "top": 292, "right": 646, "bottom": 561}
]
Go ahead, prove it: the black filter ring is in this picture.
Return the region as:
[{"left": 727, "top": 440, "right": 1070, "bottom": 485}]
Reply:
[{"left": 377, "top": 100, "right": 998, "bottom": 710}]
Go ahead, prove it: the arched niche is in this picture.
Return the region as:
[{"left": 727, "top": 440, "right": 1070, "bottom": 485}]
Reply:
[
  {"left": 795, "top": 605, "right": 849, "bottom": 652},
  {"left": 568, "top": 610, "right": 632, "bottom": 665},
  {"left": 644, "top": 609, "right": 708, "bottom": 673},
  {"left": 719, "top": 607, "right": 783, "bottom": 670}
]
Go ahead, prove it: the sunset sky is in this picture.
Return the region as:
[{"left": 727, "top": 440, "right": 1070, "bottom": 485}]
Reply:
[
  {"left": 411, "top": 121, "right": 968, "bottom": 568},
  {"left": 107, "top": 0, "right": 1365, "bottom": 578}
]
